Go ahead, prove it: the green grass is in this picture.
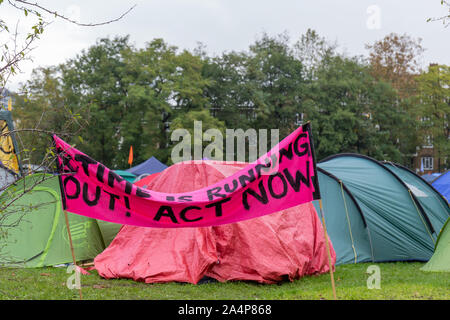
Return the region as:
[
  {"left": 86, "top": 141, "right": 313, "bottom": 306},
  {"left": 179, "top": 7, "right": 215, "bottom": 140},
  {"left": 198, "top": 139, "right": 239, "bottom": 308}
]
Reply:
[{"left": 0, "top": 262, "right": 448, "bottom": 300}]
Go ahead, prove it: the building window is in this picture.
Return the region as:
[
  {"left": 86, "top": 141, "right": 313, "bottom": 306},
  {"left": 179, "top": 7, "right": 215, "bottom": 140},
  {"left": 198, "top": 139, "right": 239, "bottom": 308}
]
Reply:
[
  {"left": 422, "top": 157, "right": 433, "bottom": 170},
  {"left": 423, "top": 135, "right": 433, "bottom": 148},
  {"left": 295, "top": 113, "right": 304, "bottom": 126}
]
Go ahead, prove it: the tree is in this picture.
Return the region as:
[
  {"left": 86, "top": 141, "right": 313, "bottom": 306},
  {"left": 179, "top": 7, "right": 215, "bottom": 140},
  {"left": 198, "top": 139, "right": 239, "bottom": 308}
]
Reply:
[
  {"left": 201, "top": 50, "right": 255, "bottom": 129},
  {"left": 1, "top": 2, "right": 136, "bottom": 175},
  {"left": 61, "top": 36, "right": 133, "bottom": 168},
  {"left": 415, "top": 64, "right": 450, "bottom": 171},
  {"left": 202, "top": 33, "right": 307, "bottom": 159},
  {"left": 293, "top": 28, "right": 337, "bottom": 81},
  {"left": 13, "top": 66, "right": 86, "bottom": 164},
  {"left": 427, "top": 0, "right": 450, "bottom": 27},
  {"left": 246, "top": 33, "right": 306, "bottom": 137},
  {"left": 0, "top": 1, "right": 135, "bottom": 271},
  {"left": 366, "top": 33, "right": 425, "bottom": 99},
  {"left": 59, "top": 37, "right": 212, "bottom": 168},
  {"left": 302, "top": 55, "right": 416, "bottom": 163},
  {"left": 119, "top": 39, "right": 212, "bottom": 165},
  {"left": 0, "top": 0, "right": 134, "bottom": 94},
  {"left": 0, "top": 0, "right": 44, "bottom": 93},
  {"left": 170, "top": 109, "right": 226, "bottom": 163},
  {"left": 204, "top": 31, "right": 420, "bottom": 163}
]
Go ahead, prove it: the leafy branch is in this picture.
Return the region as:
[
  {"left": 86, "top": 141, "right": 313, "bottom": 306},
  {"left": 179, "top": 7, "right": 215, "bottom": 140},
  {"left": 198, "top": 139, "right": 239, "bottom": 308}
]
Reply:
[
  {"left": 0, "top": 0, "right": 136, "bottom": 93},
  {"left": 427, "top": 0, "right": 450, "bottom": 27}
]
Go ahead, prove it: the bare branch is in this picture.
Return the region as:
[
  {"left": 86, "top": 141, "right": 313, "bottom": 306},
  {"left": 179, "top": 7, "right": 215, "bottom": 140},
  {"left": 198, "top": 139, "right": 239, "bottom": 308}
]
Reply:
[
  {"left": 12, "top": 0, "right": 136, "bottom": 27},
  {"left": 427, "top": 0, "right": 450, "bottom": 27}
]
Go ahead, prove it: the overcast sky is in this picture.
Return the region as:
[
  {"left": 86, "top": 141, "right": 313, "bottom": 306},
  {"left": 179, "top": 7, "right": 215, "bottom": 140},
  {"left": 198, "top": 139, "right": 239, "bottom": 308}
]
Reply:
[{"left": 3, "top": 0, "right": 449, "bottom": 91}]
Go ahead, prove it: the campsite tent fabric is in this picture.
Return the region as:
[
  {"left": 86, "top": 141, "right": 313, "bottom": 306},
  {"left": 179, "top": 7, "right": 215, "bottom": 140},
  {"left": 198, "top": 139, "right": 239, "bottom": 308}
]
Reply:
[
  {"left": 94, "top": 160, "right": 335, "bottom": 284},
  {"left": 0, "top": 164, "right": 17, "bottom": 195},
  {"left": 421, "top": 173, "right": 441, "bottom": 183},
  {"left": 0, "top": 110, "right": 22, "bottom": 174},
  {"left": 318, "top": 154, "right": 441, "bottom": 263},
  {"left": 96, "top": 220, "right": 122, "bottom": 248},
  {"left": 312, "top": 168, "right": 374, "bottom": 265},
  {"left": 433, "top": 170, "right": 450, "bottom": 202},
  {"left": 0, "top": 173, "right": 120, "bottom": 267},
  {"left": 126, "top": 156, "right": 167, "bottom": 176},
  {"left": 382, "top": 162, "right": 449, "bottom": 233},
  {"left": 114, "top": 170, "right": 136, "bottom": 183},
  {"left": 421, "top": 218, "right": 450, "bottom": 272},
  {"left": 133, "top": 171, "right": 162, "bottom": 188}
]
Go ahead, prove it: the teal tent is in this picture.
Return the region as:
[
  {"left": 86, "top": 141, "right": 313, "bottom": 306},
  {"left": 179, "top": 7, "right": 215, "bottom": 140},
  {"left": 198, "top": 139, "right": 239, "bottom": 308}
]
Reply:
[
  {"left": 313, "top": 168, "right": 374, "bottom": 265},
  {"left": 316, "top": 154, "right": 449, "bottom": 264},
  {"left": 114, "top": 170, "right": 136, "bottom": 183},
  {"left": 382, "top": 162, "right": 449, "bottom": 233}
]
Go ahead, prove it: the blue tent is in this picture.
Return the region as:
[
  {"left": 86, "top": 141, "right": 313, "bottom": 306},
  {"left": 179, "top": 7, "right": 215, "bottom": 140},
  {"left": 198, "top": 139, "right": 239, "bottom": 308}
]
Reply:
[
  {"left": 126, "top": 156, "right": 167, "bottom": 176},
  {"left": 433, "top": 170, "right": 450, "bottom": 202},
  {"left": 421, "top": 173, "right": 441, "bottom": 183}
]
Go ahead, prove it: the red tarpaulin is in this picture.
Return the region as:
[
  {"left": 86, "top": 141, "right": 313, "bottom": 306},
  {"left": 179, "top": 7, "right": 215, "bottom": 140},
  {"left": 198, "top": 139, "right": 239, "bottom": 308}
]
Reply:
[{"left": 94, "top": 161, "right": 335, "bottom": 284}]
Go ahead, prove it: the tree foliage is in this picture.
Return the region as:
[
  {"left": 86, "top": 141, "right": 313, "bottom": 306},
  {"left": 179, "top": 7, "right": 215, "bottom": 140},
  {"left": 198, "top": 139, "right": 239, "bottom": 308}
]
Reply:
[
  {"left": 415, "top": 64, "right": 450, "bottom": 171},
  {"left": 11, "top": 31, "right": 447, "bottom": 169},
  {"left": 0, "top": 0, "right": 134, "bottom": 95},
  {"left": 366, "top": 33, "right": 425, "bottom": 98}
]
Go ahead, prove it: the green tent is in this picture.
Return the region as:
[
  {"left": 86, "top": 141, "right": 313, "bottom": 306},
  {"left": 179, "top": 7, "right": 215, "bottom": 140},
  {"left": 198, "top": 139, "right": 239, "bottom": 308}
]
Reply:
[
  {"left": 316, "top": 154, "right": 449, "bottom": 264},
  {"left": 421, "top": 218, "right": 450, "bottom": 272},
  {"left": 0, "top": 173, "right": 121, "bottom": 267}
]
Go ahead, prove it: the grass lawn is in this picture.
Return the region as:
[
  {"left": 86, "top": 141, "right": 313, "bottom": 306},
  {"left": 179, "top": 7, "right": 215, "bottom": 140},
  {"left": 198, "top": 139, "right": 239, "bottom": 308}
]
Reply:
[{"left": 0, "top": 262, "right": 448, "bottom": 300}]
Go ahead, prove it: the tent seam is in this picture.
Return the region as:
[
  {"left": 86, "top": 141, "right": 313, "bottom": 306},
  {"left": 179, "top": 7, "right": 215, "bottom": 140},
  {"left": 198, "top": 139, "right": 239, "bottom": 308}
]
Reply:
[
  {"left": 408, "top": 189, "right": 436, "bottom": 246},
  {"left": 35, "top": 187, "right": 62, "bottom": 267},
  {"left": 339, "top": 180, "right": 358, "bottom": 264},
  {"left": 322, "top": 154, "right": 436, "bottom": 235}
]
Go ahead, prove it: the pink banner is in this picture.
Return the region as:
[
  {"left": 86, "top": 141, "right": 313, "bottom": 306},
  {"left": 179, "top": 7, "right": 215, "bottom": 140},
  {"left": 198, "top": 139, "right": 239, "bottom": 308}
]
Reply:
[{"left": 53, "top": 123, "right": 320, "bottom": 228}]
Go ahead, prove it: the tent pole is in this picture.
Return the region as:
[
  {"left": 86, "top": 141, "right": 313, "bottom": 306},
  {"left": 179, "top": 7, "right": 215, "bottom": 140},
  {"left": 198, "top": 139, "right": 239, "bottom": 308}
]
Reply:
[
  {"left": 53, "top": 136, "right": 82, "bottom": 300},
  {"left": 63, "top": 210, "right": 83, "bottom": 300},
  {"left": 319, "top": 199, "right": 337, "bottom": 300}
]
